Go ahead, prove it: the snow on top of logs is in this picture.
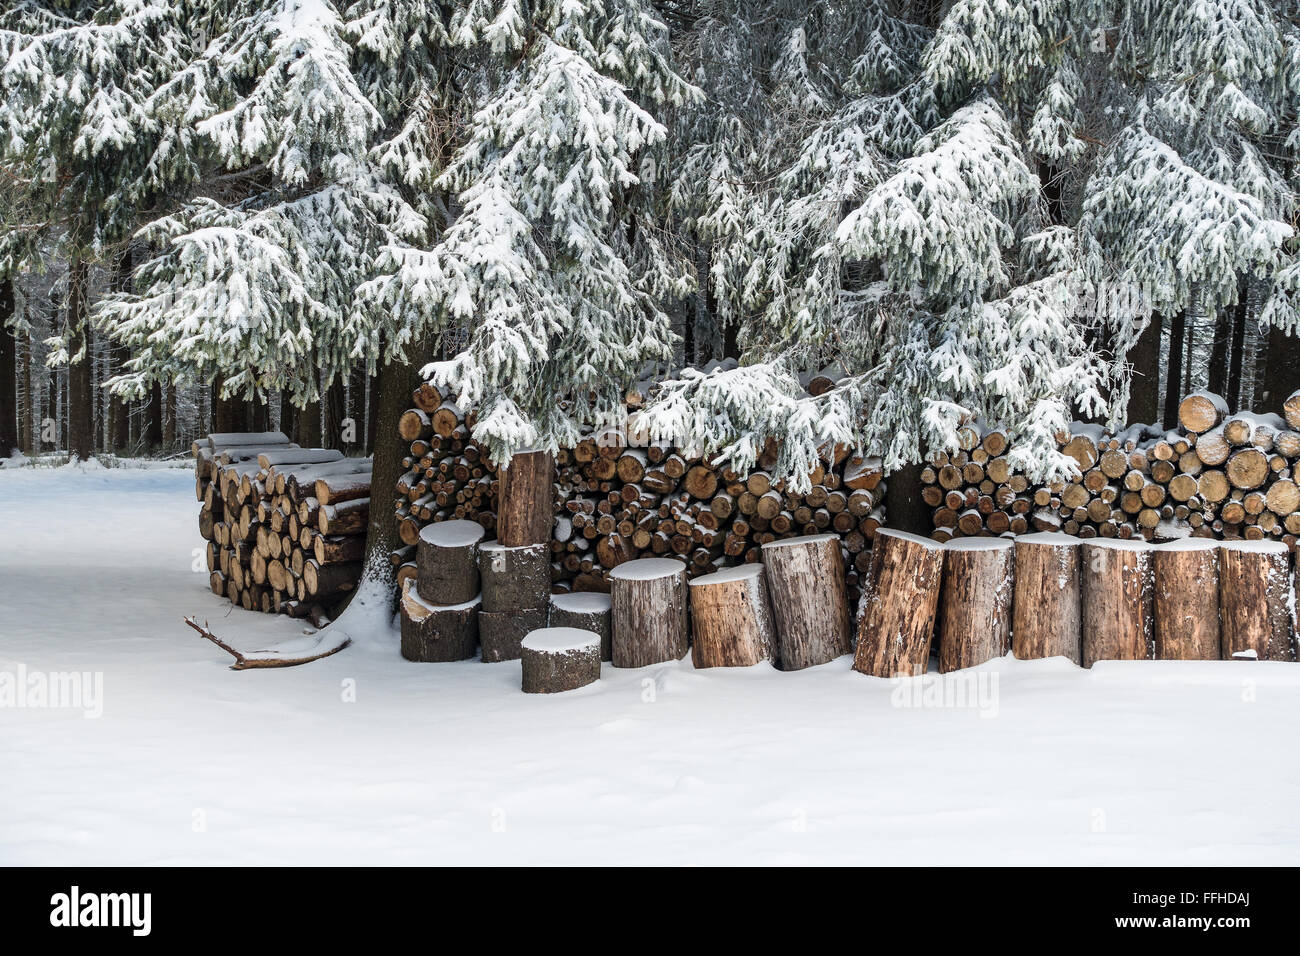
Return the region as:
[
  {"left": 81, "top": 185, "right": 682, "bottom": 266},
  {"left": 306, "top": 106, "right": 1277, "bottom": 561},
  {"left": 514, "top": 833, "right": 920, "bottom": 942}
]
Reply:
[
  {"left": 418, "top": 519, "right": 486, "bottom": 548},
  {"left": 1014, "top": 531, "right": 1081, "bottom": 546},
  {"left": 522, "top": 627, "right": 601, "bottom": 654},
  {"left": 549, "top": 591, "right": 611, "bottom": 613},
  {"left": 1081, "top": 538, "right": 1153, "bottom": 552},
  {"left": 1067, "top": 421, "right": 1109, "bottom": 441},
  {"left": 480, "top": 538, "right": 546, "bottom": 555},
  {"left": 688, "top": 563, "right": 765, "bottom": 586},
  {"left": 1155, "top": 538, "right": 1221, "bottom": 552},
  {"left": 1219, "top": 539, "right": 1290, "bottom": 554},
  {"left": 942, "top": 536, "right": 1014, "bottom": 551},
  {"left": 760, "top": 532, "right": 839, "bottom": 550},
  {"left": 205, "top": 431, "right": 291, "bottom": 449},
  {"left": 609, "top": 557, "right": 687, "bottom": 580},
  {"left": 873, "top": 528, "right": 945, "bottom": 549}
]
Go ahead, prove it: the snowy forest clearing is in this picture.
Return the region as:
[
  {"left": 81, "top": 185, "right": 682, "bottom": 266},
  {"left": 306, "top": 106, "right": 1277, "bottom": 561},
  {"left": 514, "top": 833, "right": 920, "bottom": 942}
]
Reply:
[{"left": 2, "top": 465, "right": 1299, "bottom": 865}]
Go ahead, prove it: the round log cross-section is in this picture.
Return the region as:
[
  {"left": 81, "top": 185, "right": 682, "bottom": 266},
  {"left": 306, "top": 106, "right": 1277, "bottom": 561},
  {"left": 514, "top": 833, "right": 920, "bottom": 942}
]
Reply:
[
  {"left": 1152, "top": 539, "right": 1221, "bottom": 660},
  {"left": 521, "top": 628, "right": 602, "bottom": 693},
  {"left": 936, "top": 537, "right": 1015, "bottom": 673},
  {"left": 548, "top": 592, "right": 613, "bottom": 661},
  {"left": 417, "top": 519, "right": 485, "bottom": 606},
  {"left": 853, "top": 529, "right": 945, "bottom": 678},
  {"left": 760, "top": 533, "right": 852, "bottom": 670},
  {"left": 1011, "top": 532, "right": 1082, "bottom": 664},
  {"left": 1080, "top": 539, "right": 1155, "bottom": 667},
  {"left": 609, "top": 558, "right": 689, "bottom": 668},
  {"left": 687, "top": 563, "right": 776, "bottom": 668},
  {"left": 1220, "top": 540, "right": 1295, "bottom": 661}
]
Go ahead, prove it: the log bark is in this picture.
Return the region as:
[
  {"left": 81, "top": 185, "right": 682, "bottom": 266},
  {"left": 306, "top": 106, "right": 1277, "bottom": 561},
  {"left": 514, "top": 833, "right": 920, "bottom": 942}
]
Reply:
[
  {"left": 479, "top": 607, "right": 548, "bottom": 663},
  {"left": 318, "top": 497, "right": 369, "bottom": 535},
  {"left": 416, "top": 519, "right": 484, "bottom": 605},
  {"left": 1219, "top": 541, "right": 1294, "bottom": 661},
  {"left": 1011, "top": 533, "right": 1082, "bottom": 663},
  {"left": 936, "top": 538, "right": 1014, "bottom": 673},
  {"left": 497, "top": 449, "right": 555, "bottom": 546},
  {"left": 687, "top": 563, "right": 776, "bottom": 668},
  {"left": 1080, "top": 540, "right": 1155, "bottom": 667},
  {"left": 609, "top": 557, "right": 689, "bottom": 667},
  {"left": 1152, "top": 540, "right": 1221, "bottom": 660},
  {"left": 521, "top": 628, "right": 602, "bottom": 693},
  {"left": 548, "top": 592, "right": 612, "bottom": 661},
  {"left": 761, "top": 533, "right": 852, "bottom": 670},
  {"left": 399, "top": 579, "right": 479, "bottom": 662},
  {"left": 853, "top": 530, "right": 945, "bottom": 677},
  {"left": 478, "top": 540, "right": 551, "bottom": 612}
]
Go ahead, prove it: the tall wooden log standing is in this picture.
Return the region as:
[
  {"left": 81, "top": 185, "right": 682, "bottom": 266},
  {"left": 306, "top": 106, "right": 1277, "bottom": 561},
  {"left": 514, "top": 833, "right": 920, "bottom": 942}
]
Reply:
[
  {"left": 521, "top": 628, "right": 602, "bottom": 693},
  {"left": 477, "top": 540, "right": 550, "bottom": 612},
  {"left": 609, "top": 558, "right": 689, "bottom": 667},
  {"left": 549, "top": 592, "right": 613, "bottom": 661},
  {"left": 1080, "top": 539, "right": 1155, "bottom": 667},
  {"left": 687, "top": 564, "right": 776, "bottom": 668},
  {"left": 936, "top": 538, "right": 1014, "bottom": 673},
  {"left": 479, "top": 607, "right": 548, "bottom": 663},
  {"left": 761, "top": 533, "right": 852, "bottom": 670},
  {"left": 1012, "top": 533, "right": 1082, "bottom": 663},
  {"left": 399, "top": 579, "right": 480, "bottom": 662},
  {"left": 1219, "top": 541, "right": 1295, "bottom": 661},
  {"left": 853, "top": 530, "right": 945, "bottom": 678},
  {"left": 416, "top": 519, "right": 484, "bottom": 605},
  {"left": 497, "top": 449, "right": 554, "bottom": 547},
  {"left": 1152, "top": 540, "right": 1221, "bottom": 660}
]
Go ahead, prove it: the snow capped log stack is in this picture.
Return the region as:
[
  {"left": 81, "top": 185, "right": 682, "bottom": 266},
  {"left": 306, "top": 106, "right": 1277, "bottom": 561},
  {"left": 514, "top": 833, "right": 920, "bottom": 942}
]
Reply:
[
  {"left": 193, "top": 431, "right": 372, "bottom": 623},
  {"left": 924, "top": 389, "right": 1300, "bottom": 548}
]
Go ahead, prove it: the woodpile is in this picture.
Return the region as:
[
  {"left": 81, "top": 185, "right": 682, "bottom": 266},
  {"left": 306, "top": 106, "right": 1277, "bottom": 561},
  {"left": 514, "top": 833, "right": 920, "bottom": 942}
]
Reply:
[
  {"left": 194, "top": 430, "right": 372, "bottom": 623},
  {"left": 922, "top": 389, "right": 1300, "bottom": 548}
]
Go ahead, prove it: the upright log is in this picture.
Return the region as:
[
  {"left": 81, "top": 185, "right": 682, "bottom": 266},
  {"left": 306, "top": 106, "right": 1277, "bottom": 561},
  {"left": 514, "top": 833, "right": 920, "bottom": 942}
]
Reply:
[
  {"left": 477, "top": 540, "right": 550, "bottom": 612},
  {"left": 497, "top": 449, "right": 555, "bottom": 546},
  {"left": 548, "top": 592, "right": 613, "bottom": 661},
  {"left": 761, "top": 533, "right": 852, "bottom": 670},
  {"left": 399, "top": 579, "right": 479, "bottom": 662},
  {"left": 853, "top": 530, "right": 945, "bottom": 678},
  {"left": 1011, "top": 533, "right": 1082, "bottom": 664},
  {"left": 1219, "top": 540, "right": 1294, "bottom": 661},
  {"left": 687, "top": 564, "right": 776, "bottom": 668},
  {"left": 609, "top": 557, "right": 689, "bottom": 667},
  {"left": 416, "top": 519, "right": 485, "bottom": 605},
  {"left": 479, "top": 607, "right": 548, "bottom": 663},
  {"left": 1152, "top": 539, "right": 1221, "bottom": 660},
  {"left": 521, "top": 628, "right": 602, "bottom": 693},
  {"left": 936, "top": 538, "right": 1014, "bottom": 673},
  {"left": 1080, "top": 539, "right": 1155, "bottom": 667}
]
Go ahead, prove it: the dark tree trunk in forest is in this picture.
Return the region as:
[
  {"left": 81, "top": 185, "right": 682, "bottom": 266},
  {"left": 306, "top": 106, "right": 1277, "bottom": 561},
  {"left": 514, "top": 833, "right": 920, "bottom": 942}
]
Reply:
[
  {"left": 0, "top": 278, "right": 17, "bottom": 456},
  {"left": 66, "top": 258, "right": 94, "bottom": 461},
  {"left": 885, "top": 461, "right": 929, "bottom": 536},
  {"left": 279, "top": 390, "right": 296, "bottom": 443},
  {"left": 145, "top": 379, "right": 163, "bottom": 449},
  {"left": 366, "top": 365, "right": 380, "bottom": 454},
  {"left": 46, "top": 364, "right": 57, "bottom": 449},
  {"left": 1227, "top": 278, "right": 1249, "bottom": 410},
  {"left": 296, "top": 392, "right": 322, "bottom": 447},
  {"left": 212, "top": 379, "right": 250, "bottom": 434},
  {"left": 164, "top": 382, "right": 177, "bottom": 447},
  {"left": 107, "top": 250, "right": 131, "bottom": 451},
  {"left": 324, "top": 373, "right": 346, "bottom": 449},
  {"left": 1127, "top": 315, "right": 1161, "bottom": 425},
  {"left": 1208, "top": 308, "right": 1230, "bottom": 397},
  {"left": 1162, "top": 311, "right": 1185, "bottom": 430},
  {"left": 1261, "top": 323, "right": 1300, "bottom": 413},
  {"left": 19, "top": 328, "right": 32, "bottom": 451}
]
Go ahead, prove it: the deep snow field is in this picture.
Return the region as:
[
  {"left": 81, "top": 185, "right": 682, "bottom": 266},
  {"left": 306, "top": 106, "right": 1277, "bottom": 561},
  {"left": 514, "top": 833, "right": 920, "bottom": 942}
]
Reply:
[{"left": 2, "top": 462, "right": 1299, "bottom": 865}]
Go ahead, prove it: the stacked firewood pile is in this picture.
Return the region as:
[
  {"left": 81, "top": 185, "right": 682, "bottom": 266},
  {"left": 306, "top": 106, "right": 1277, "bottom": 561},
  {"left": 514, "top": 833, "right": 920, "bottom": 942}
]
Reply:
[
  {"left": 195, "top": 431, "right": 373, "bottom": 623},
  {"left": 391, "top": 383, "right": 888, "bottom": 606},
  {"left": 923, "top": 389, "right": 1300, "bottom": 546}
]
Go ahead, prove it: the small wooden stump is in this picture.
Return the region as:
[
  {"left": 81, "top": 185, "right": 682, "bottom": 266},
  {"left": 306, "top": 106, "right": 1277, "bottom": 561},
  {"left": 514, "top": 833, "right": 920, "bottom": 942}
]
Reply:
[
  {"left": 609, "top": 558, "right": 689, "bottom": 668},
  {"left": 760, "top": 533, "right": 852, "bottom": 670},
  {"left": 497, "top": 449, "right": 555, "bottom": 547},
  {"left": 417, "top": 519, "right": 485, "bottom": 605},
  {"left": 1012, "top": 532, "right": 1082, "bottom": 664},
  {"left": 549, "top": 592, "right": 612, "bottom": 661},
  {"left": 521, "top": 628, "right": 602, "bottom": 693},
  {"left": 1153, "top": 539, "right": 1221, "bottom": 660},
  {"left": 479, "top": 607, "right": 548, "bottom": 663},
  {"left": 853, "top": 530, "right": 945, "bottom": 678},
  {"left": 1080, "top": 539, "right": 1155, "bottom": 667},
  {"left": 687, "top": 564, "right": 776, "bottom": 668},
  {"left": 936, "top": 537, "right": 1014, "bottom": 673},
  {"left": 399, "top": 579, "right": 479, "bottom": 662},
  {"left": 1220, "top": 540, "right": 1294, "bottom": 661},
  {"left": 478, "top": 540, "right": 550, "bottom": 612}
]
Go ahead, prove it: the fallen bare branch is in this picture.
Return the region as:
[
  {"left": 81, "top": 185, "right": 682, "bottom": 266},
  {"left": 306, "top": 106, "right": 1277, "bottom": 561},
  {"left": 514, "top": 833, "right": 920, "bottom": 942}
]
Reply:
[{"left": 184, "top": 616, "right": 351, "bottom": 670}]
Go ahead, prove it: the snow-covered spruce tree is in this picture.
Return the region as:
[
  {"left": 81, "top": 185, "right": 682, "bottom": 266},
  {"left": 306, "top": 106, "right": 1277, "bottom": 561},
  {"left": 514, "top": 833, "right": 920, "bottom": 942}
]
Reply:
[{"left": 0, "top": 0, "right": 196, "bottom": 459}]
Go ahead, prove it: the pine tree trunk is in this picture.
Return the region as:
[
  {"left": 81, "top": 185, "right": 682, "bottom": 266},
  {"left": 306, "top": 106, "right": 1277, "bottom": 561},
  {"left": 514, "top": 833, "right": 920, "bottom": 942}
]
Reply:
[
  {"left": 365, "top": 364, "right": 380, "bottom": 454},
  {"left": 324, "top": 373, "right": 346, "bottom": 449},
  {"left": 1161, "top": 311, "right": 1185, "bottom": 430},
  {"left": 1260, "top": 323, "right": 1300, "bottom": 414},
  {"left": 1127, "top": 315, "right": 1161, "bottom": 425},
  {"left": 19, "top": 328, "right": 32, "bottom": 451},
  {"left": 0, "top": 278, "right": 17, "bottom": 456},
  {"left": 145, "top": 379, "right": 163, "bottom": 448},
  {"left": 212, "top": 379, "right": 249, "bottom": 434},
  {"left": 1208, "top": 308, "right": 1230, "bottom": 397},
  {"left": 884, "top": 461, "right": 929, "bottom": 535},
  {"left": 278, "top": 390, "right": 296, "bottom": 443},
  {"left": 46, "top": 365, "right": 57, "bottom": 450},
  {"left": 164, "top": 381, "right": 177, "bottom": 447},
  {"left": 66, "top": 258, "right": 94, "bottom": 461},
  {"left": 295, "top": 389, "right": 322, "bottom": 448},
  {"left": 1227, "top": 280, "right": 1249, "bottom": 410}
]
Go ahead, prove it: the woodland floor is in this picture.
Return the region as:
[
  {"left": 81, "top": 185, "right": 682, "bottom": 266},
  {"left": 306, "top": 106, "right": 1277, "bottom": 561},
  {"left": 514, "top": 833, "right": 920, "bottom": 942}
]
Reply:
[{"left": 1, "top": 462, "right": 1299, "bottom": 865}]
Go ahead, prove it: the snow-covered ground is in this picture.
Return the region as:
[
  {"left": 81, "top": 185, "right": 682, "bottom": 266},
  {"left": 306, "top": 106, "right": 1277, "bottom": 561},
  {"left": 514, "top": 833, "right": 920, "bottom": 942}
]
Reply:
[{"left": 2, "top": 463, "right": 1299, "bottom": 865}]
